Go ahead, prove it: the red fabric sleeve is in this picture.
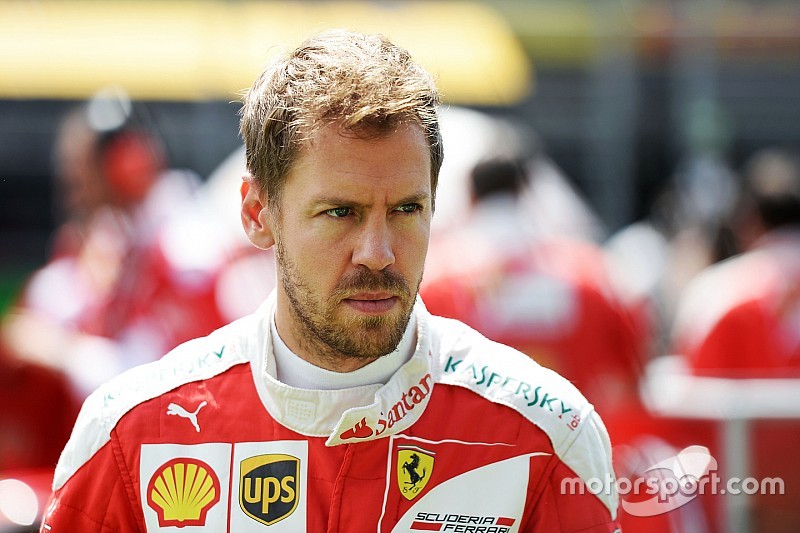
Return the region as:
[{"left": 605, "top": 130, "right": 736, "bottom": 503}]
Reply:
[
  {"left": 40, "top": 439, "right": 142, "bottom": 532},
  {"left": 523, "top": 458, "right": 620, "bottom": 532}
]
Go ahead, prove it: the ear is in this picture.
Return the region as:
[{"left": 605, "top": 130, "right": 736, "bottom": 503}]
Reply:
[{"left": 240, "top": 175, "right": 276, "bottom": 250}]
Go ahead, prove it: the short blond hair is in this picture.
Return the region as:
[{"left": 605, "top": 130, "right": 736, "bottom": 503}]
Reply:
[{"left": 239, "top": 29, "right": 443, "bottom": 208}]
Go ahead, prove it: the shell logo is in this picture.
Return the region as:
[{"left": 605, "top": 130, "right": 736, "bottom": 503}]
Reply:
[{"left": 146, "top": 457, "right": 221, "bottom": 527}]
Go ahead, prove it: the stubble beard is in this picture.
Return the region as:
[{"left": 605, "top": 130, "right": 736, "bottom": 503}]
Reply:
[{"left": 275, "top": 238, "right": 421, "bottom": 367}]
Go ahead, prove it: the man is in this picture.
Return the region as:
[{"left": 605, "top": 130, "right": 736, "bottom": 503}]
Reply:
[
  {"left": 7, "top": 92, "right": 214, "bottom": 400},
  {"left": 671, "top": 148, "right": 800, "bottom": 376},
  {"left": 422, "top": 157, "right": 643, "bottom": 421},
  {"left": 42, "top": 30, "right": 619, "bottom": 532},
  {"left": 667, "top": 147, "right": 800, "bottom": 530}
]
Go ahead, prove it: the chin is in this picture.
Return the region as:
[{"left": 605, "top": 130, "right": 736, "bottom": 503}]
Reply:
[{"left": 333, "top": 317, "right": 406, "bottom": 358}]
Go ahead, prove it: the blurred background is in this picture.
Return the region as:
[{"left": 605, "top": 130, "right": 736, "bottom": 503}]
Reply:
[
  {"left": 3, "top": 0, "right": 800, "bottom": 286},
  {"left": 1, "top": 1, "right": 799, "bottom": 532}
]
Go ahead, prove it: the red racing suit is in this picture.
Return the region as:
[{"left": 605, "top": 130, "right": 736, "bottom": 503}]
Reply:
[{"left": 41, "top": 295, "right": 620, "bottom": 532}]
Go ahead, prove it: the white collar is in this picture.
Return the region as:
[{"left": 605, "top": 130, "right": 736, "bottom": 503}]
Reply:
[{"left": 248, "top": 291, "right": 434, "bottom": 445}]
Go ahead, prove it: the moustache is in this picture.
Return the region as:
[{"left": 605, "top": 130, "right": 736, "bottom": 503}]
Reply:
[{"left": 333, "top": 268, "right": 410, "bottom": 299}]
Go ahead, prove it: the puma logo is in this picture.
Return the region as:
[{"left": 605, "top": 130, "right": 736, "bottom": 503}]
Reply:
[{"left": 166, "top": 401, "right": 207, "bottom": 432}]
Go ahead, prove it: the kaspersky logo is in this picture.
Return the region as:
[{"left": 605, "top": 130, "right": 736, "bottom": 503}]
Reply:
[
  {"left": 146, "top": 458, "right": 221, "bottom": 527},
  {"left": 398, "top": 446, "right": 435, "bottom": 500},
  {"left": 239, "top": 454, "right": 300, "bottom": 526}
]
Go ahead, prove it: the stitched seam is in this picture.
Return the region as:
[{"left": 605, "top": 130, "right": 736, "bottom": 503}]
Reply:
[
  {"left": 110, "top": 428, "right": 143, "bottom": 531},
  {"left": 59, "top": 503, "right": 117, "bottom": 531}
]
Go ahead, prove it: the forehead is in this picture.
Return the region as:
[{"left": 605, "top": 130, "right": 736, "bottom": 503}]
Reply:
[
  {"left": 285, "top": 122, "right": 432, "bottom": 200},
  {"left": 301, "top": 119, "right": 427, "bottom": 156}
]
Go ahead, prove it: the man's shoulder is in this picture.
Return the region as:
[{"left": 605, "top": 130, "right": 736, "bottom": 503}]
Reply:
[
  {"left": 427, "top": 315, "right": 592, "bottom": 444},
  {"left": 425, "top": 313, "right": 618, "bottom": 519},
  {"left": 97, "top": 321, "right": 252, "bottom": 423},
  {"left": 52, "top": 315, "right": 257, "bottom": 491}
]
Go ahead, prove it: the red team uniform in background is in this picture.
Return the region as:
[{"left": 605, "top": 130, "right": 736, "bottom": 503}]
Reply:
[
  {"left": 421, "top": 205, "right": 644, "bottom": 425},
  {"left": 672, "top": 230, "right": 800, "bottom": 377}
]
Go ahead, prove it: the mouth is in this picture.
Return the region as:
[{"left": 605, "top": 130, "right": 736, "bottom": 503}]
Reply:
[{"left": 342, "top": 292, "right": 399, "bottom": 314}]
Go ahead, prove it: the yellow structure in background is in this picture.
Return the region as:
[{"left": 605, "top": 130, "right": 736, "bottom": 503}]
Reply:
[{"left": 0, "top": 1, "right": 531, "bottom": 106}]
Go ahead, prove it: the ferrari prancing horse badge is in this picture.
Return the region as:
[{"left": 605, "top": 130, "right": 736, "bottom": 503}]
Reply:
[{"left": 397, "top": 447, "right": 435, "bottom": 500}]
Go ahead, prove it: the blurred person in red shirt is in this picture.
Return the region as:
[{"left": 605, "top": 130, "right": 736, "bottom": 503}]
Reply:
[
  {"left": 671, "top": 148, "right": 800, "bottom": 377},
  {"left": 668, "top": 147, "right": 800, "bottom": 531},
  {"left": 2, "top": 89, "right": 222, "bottom": 398},
  {"left": 422, "top": 156, "right": 644, "bottom": 423}
]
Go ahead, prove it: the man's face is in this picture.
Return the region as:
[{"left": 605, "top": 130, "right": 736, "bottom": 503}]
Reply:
[{"left": 269, "top": 122, "right": 432, "bottom": 369}]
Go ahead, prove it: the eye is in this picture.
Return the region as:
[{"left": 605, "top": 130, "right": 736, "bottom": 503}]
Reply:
[
  {"left": 325, "top": 207, "right": 352, "bottom": 218},
  {"left": 395, "top": 203, "right": 422, "bottom": 214}
]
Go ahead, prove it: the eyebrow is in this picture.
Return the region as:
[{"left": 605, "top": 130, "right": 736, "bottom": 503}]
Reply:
[{"left": 311, "top": 192, "right": 431, "bottom": 209}]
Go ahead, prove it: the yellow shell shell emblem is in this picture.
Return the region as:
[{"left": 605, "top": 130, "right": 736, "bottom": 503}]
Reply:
[{"left": 146, "top": 457, "right": 221, "bottom": 527}]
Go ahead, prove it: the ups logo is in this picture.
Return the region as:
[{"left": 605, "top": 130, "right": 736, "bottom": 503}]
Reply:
[{"left": 239, "top": 454, "right": 300, "bottom": 525}]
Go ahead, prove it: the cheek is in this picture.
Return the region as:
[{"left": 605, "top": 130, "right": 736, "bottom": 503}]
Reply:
[
  {"left": 288, "top": 234, "right": 347, "bottom": 286},
  {"left": 396, "top": 229, "right": 430, "bottom": 273}
]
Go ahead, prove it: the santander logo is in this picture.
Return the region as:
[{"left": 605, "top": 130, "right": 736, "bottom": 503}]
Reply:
[
  {"left": 340, "top": 417, "right": 373, "bottom": 440},
  {"left": 339, "top": 373, "right": 433, "bottom": 441}
]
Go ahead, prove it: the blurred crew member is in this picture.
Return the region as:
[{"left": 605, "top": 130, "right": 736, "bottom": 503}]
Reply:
[
  {"left": 6, "top": 91, "right": 220, "bottom": 398},
  {"left": 672, "top": 148, "right": 800, "bottom": 376},
  {"left": 422, "top": 157, "right": 644, "bottom": 419}
]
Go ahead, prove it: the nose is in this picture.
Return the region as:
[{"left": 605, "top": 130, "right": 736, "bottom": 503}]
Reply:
[{"left": 352, "top": 218, "right": 395, "bottom": 271}]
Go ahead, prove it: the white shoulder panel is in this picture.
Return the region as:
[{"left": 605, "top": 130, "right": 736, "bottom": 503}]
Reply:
[
  {"left": 428, "top": 313, "right": 618, "bottom": 519},
  {"left": 52, "top": 314, "right": 255, "bottom": 491}
]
